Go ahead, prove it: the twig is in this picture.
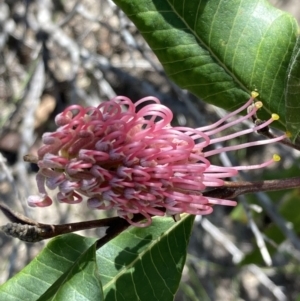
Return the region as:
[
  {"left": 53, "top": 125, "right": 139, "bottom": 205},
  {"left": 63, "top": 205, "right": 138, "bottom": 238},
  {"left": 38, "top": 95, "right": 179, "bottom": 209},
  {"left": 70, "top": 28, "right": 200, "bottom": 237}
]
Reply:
[
  {"left": 196, "top": 216, "right": 244, "bottom": 264},
  {"left": 255, "top": 120, "right": 300, "bottom": 151},
  {"left": 211, "top": 177, "right": 300, "bottom": 199},
  {"left": 0, "top": 201, "right": 145, "bottom": 244},
  {"left": 218, "top": 147, "right": 273, "bottom": 265},
  {"left": 256, "top": 192, "right": 300, "bottom": 250},
  {"left": 58, "top": 0, "right": 81, "bottom": 28},
  {"left": 247, "top": 264, "right": 287, "bottom": 301},
  {"left": 17, "top": 57, "right": 44, "bottom": 217},
  {"left": 0, "top": 153, "right": 17, "bottom": 198},
  {"left": 239, "top": 195, "right": 272, "bottom": 266},
  {"left": 218, "top": 148, "right": 300, "bottom": 253},
  {"left": 36, "top": 0, "right": 80, "bottom": 81},
  {"left": 2, "top": 174, "right": 300, "bottom": 245}
]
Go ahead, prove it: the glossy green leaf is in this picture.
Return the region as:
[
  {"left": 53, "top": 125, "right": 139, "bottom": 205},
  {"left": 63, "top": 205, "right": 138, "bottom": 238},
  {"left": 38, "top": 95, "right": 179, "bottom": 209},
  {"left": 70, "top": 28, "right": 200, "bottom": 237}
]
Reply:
[
  {"left": 285, "top": 35, "right": 300, "bottom": 140},
  {"left": 37, "top": 242, "right": 102, "bottom": 301},
  {"left": 0, "top": 234, "right": 101, "bottom": 301},
  {"left": 0, "top": 215, "right": 194, "bottom": 301},
  {"left": 98, "top": 214, "right": 195, "bottom": 301},
  {"left": 113, "top": 0, "right": 298, "bottom": 127}
]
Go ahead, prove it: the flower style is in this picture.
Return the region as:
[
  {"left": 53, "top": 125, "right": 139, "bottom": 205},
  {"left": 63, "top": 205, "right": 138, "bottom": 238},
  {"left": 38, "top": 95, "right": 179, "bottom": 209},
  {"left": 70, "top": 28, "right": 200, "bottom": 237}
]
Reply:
[{"left": 28, "top": 92, "right": 286, "bottom": 227}]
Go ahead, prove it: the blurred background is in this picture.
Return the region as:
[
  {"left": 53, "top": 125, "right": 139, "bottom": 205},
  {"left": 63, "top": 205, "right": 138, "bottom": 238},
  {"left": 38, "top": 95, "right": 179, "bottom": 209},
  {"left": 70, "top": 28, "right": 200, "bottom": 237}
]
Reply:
[{"left": 0, "top": 0, "right": 300, "bottom": 300}]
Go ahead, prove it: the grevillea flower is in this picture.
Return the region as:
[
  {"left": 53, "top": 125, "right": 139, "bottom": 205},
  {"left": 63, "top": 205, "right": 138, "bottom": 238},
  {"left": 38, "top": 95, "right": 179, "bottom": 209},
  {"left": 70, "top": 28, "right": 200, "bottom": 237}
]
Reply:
[{"left": 28, "top": 92, "right": 286, "bottom": 227}]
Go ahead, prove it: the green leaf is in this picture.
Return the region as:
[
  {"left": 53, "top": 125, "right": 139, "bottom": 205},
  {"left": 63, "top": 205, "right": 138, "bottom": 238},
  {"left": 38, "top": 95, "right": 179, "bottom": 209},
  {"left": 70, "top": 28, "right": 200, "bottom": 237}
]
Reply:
[
  {"left": 0, "top": 215, "right": 194, "bottom": 301},
  {"left": 0, "top": 234, "right": 102, "bottom": 301},
  {"left": 113, "top": 0, "right": 298, "bottom": 127},
  {"left": 98, "top": 214, "right": 195, "bottom": 301},
  {"left": 285, "top": 35, "right": 300, "bottom": 140},
  {"left": 37, "top": 242, "right": 102, "bottom": 301}
]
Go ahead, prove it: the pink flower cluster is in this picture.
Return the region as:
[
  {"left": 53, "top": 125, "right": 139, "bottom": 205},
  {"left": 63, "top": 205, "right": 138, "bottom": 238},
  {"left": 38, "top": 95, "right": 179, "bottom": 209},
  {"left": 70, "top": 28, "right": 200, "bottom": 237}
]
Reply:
[{"left": 28, "top": 93, "right": 286, "bottom": 226}]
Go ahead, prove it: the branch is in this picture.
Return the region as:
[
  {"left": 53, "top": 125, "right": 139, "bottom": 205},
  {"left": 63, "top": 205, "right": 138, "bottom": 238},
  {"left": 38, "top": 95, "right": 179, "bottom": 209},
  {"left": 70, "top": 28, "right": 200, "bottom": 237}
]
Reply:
[
  {"left": 1, "top": 177, "right": 300, "bottom": 246},
  {"left": 0, "top": 201, "right": 146, "bottom": 244},
  {"left": 206, "top": 177, "right": 300, "bottom": 199}
]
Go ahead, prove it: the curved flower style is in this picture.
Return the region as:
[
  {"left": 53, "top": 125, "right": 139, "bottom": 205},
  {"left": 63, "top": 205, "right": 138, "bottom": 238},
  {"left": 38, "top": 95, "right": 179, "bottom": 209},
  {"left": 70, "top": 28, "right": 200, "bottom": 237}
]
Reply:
[{"left": 28, "top": 93, "right": 286, "bottom": 227}]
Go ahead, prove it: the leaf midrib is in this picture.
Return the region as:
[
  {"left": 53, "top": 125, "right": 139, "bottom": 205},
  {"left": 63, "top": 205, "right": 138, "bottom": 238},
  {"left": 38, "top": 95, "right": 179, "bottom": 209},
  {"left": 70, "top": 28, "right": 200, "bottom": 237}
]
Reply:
[
  {"left": 167, "top": 0, "right": 249, "bottom": 98},
  {"left": 101, "top": 214, "right": 190, "bottom": 291}
]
